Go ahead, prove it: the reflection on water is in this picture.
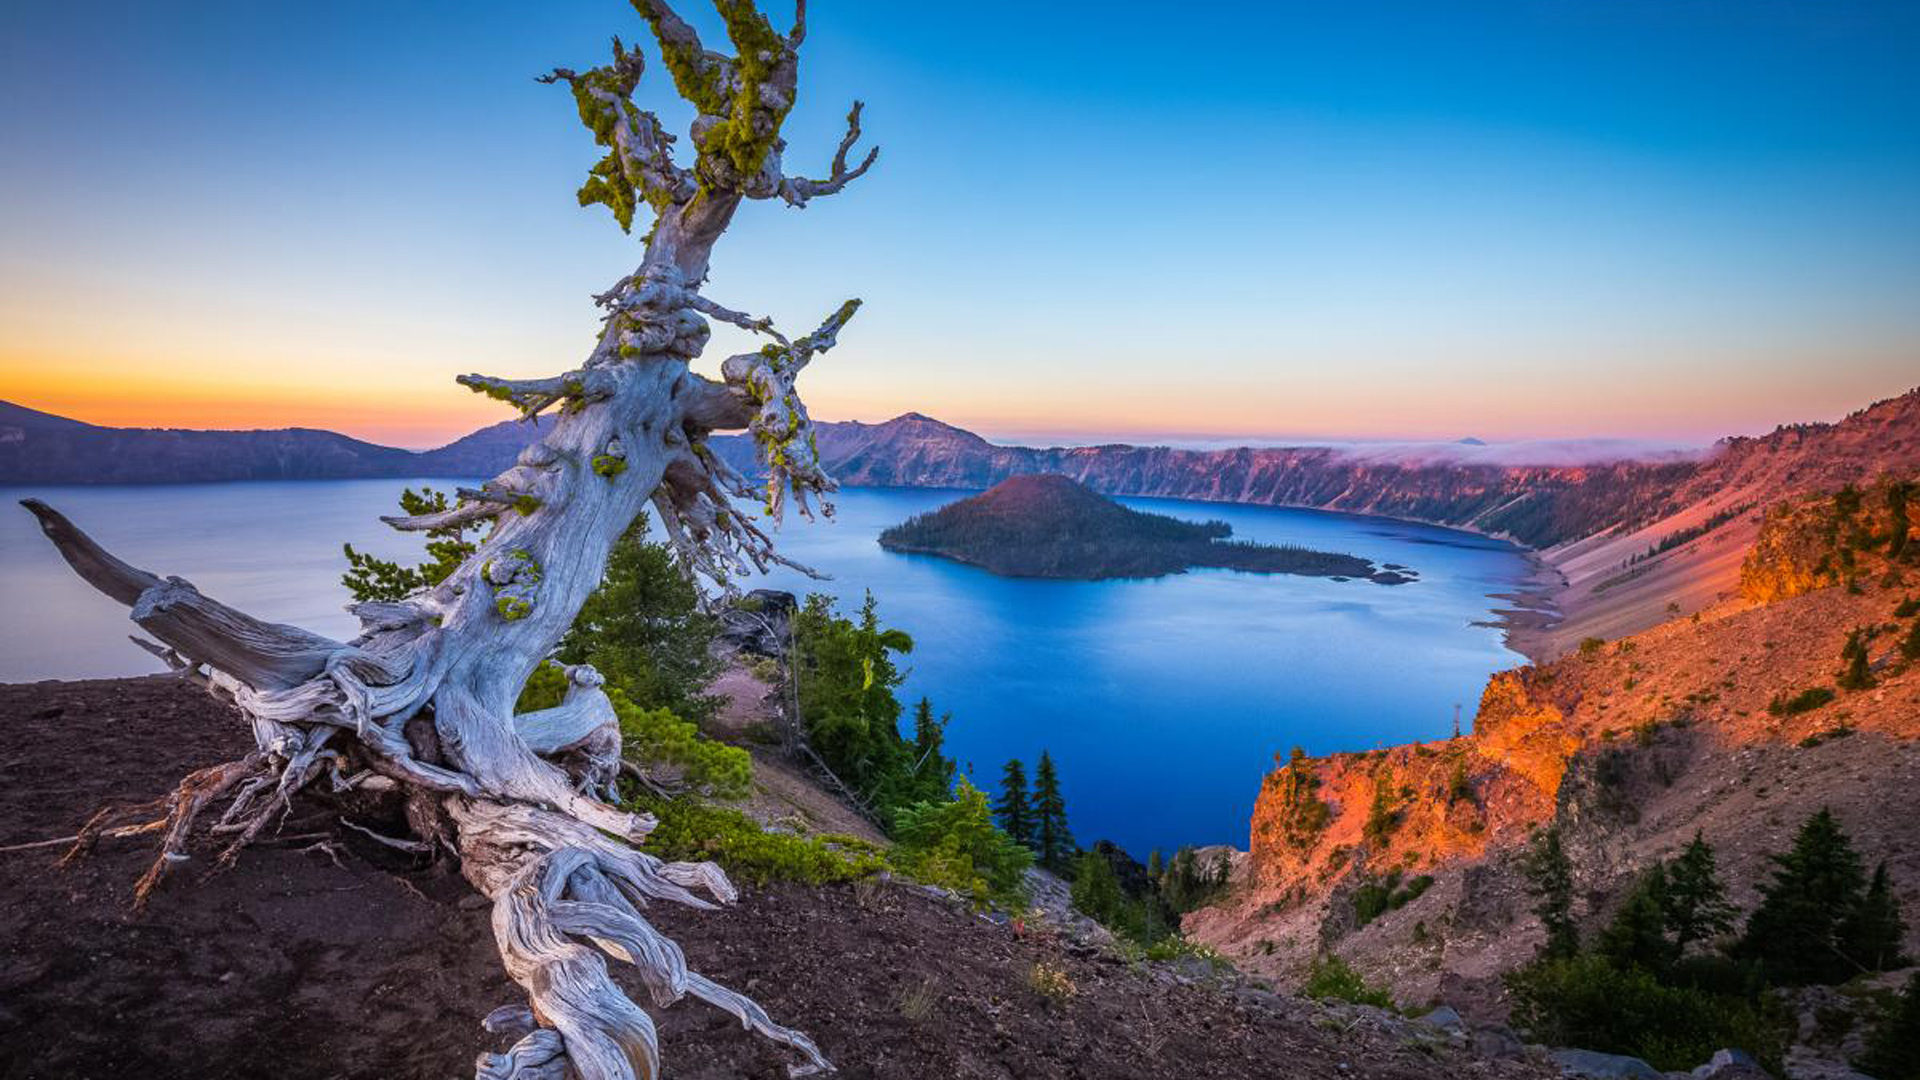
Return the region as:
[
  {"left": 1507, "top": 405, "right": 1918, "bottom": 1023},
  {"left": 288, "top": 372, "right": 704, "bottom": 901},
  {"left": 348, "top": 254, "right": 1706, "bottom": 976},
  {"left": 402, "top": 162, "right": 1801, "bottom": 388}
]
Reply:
[{"left": 2, "top": 481, "right": 1530, "bottom": 855}]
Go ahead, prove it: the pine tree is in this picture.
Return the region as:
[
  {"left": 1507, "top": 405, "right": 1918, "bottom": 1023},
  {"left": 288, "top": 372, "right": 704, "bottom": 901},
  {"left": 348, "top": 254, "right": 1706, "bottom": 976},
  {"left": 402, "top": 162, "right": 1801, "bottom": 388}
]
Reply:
[
  {"left": 1663, "top": 831, "right": 1736, "bottom": 954},
  {"left": 1838, "top": 630, "right": 1875, "bottom": 691},
  {"left": 1597, "top": 863, "right": 1673, "bottom": 973},
  {"left": 1524, "top": 827, "right": 1580, "bottom": 960},
  {"left": 1031, "top": 750, "right": 1075, "bottom": 872},
  {"left": 1738, "top": 807, "right": 1869, "bottom": 984},
  {"left": 993, "top": 758, "right": 1033, "bottom": 850},
  {"left": 1902, "top": 619, "right": 1920, "bottom": 662},
  {"left": 1856, "top": 972, "right": 1920, "bottom": 1080},
  {"left": 1840, "top": 861, "right": 1908, "bottom": 972},
  {"left": 907, "top": 698, "right": 956, "bottom": 801},
  {"left": 1147, "top": 848, "right": 1164, "bottom": 881}
]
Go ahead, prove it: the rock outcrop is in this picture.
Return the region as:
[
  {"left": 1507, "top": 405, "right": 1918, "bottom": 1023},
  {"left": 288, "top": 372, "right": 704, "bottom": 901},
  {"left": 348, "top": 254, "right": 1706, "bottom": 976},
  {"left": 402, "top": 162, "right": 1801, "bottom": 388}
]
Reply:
[{"left": 1189, "top": 487, "right": 1920, "bottom": 1031}]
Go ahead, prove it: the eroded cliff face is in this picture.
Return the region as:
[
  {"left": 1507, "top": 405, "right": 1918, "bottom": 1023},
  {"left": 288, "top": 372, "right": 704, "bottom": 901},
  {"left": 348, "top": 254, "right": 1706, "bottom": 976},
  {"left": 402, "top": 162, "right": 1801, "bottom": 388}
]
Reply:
[{"left": 1189, "top": 487, "right": 1920, "bottom": 1015}]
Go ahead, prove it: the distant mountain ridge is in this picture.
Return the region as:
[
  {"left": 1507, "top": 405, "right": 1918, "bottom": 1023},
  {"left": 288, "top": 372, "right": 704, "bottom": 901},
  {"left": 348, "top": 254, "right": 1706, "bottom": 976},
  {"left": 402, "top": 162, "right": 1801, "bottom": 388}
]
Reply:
[{"left": 9, "top": 389, "right": 1920, "bottom": 643}]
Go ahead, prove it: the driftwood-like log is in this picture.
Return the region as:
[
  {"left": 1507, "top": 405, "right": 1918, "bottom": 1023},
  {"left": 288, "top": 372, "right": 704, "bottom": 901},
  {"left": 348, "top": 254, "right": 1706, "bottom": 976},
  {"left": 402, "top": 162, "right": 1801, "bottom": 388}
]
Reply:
[{"left": 22, "top": 3, "right": 879, "bottom": 1077}]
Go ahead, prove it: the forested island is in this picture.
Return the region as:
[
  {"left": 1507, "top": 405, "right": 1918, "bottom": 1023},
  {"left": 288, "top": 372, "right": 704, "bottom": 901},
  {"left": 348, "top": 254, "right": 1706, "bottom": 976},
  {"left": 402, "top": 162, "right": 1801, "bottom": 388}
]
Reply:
[{"left": 878, "top": 474, "right": 1415, "bottom": 583}]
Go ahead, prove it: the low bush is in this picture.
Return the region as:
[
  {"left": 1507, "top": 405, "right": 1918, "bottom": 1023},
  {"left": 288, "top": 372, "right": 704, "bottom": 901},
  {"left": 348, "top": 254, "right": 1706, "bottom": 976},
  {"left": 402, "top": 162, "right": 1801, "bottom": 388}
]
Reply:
[
  {"left": 889, "top": 777, "right": 1032, "bottom": 908},
  {"left": 519, "top": 664, "right": 751, "bottom": 798},
  {"left": 1767, "top": 686, "right": 1835, "bottom": 716},
  {"left": 1352, "top": 871, "right": 1435, "bottom": 927},
  {"left": 634, "top": 796, "right": 885, "bottom": 885},
  {"left": 1506, "top": 953, "right": 1787, "bottom": 1072},
  {"left": 1302, "top": 954, "right": 1395, "bottom": 1009}
]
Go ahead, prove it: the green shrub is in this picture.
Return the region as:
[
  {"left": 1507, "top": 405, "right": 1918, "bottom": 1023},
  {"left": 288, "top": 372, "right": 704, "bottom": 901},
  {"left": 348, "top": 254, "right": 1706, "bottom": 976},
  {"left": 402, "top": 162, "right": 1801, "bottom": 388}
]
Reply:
[
  {"left": 1302, "top": 954, "right": 1394, "bottom": 1009},
  {"left": 518, "top": 666, "right": 751, "bottom": 798},
  {"left": 1505, "top": 953, "right": 1787, "bottom": 1072},
  {"left": 635, "top": 796, "right": 886, "bottom": 885},
  {"left": 889, "top": 777, "right": 1032, "bottom": 908},
  {"left": 1767, "top": 686, "right": 1835, "bottom": 716},
  {"left": 1856, "top": 972, "right": 1920, "bottom": 1080},
  {"left": 1353, "top": 871, "right": 1435, "bottom": 927},
  {"left": 1579, "top": 637, "right": 1607, "bottom": 657}
]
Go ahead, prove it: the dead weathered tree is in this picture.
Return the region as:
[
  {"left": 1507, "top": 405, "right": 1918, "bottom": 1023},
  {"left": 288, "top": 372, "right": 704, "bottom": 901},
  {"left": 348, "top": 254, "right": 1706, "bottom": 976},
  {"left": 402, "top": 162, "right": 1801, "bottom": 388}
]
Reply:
[{"left": 20, "top": 2, "right": 876, "bottom": 1077}]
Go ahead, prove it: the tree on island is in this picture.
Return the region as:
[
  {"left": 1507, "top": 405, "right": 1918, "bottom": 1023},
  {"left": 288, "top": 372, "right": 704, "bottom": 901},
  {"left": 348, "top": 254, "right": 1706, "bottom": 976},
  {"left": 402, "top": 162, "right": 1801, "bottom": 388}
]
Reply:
[
  {"left": 1032, "top": 750, "right": 1075, "bottom": 872},
  {"left": 21, "top": 3, "right": 880, "bottom": 1075},
  {"left": 994, "top": 758, "right": 1034, "bottom": 850}
]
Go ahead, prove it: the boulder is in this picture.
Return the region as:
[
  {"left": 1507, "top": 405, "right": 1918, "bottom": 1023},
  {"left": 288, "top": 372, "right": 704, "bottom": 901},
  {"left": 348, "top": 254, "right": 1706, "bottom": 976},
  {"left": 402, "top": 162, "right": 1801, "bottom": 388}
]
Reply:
[
  {"left": 1548, "top": 1047, "right": 1663, "bottom": 1079},
  {"left": 1469, "top": 1024, "right": 1528, "bottom": 1060},
  {"left": 1690, "top": 1048, "right": 1770, "bottom": 1079},
  {"left": 716, "top": 589, "right": 797, "bottom": 656},
  {"left": 1418, "top": 1005, "right": 1467, "bottom": 1033}
]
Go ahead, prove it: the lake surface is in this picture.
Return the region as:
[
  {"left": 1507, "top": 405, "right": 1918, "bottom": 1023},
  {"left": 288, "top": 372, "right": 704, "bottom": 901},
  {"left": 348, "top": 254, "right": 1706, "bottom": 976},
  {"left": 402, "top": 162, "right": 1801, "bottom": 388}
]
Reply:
[{"left": 0, "top": 481, "right": 1531, "bottom": 856}]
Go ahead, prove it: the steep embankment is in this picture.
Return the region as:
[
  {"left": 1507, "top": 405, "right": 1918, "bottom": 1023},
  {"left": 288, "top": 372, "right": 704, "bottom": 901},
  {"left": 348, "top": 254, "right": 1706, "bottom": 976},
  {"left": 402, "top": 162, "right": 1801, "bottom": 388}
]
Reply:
[
  {"left": 1188, "top": 480, "right": 1920, "bottom": 1017},
  {"left": 0, "top": 677, "right": 1559, "bottom": 1080}
]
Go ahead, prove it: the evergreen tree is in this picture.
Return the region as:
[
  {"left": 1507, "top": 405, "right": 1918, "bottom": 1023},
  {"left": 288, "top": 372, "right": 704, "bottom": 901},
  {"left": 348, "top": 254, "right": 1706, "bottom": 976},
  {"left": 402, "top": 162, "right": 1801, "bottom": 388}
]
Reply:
[
  {"left": 1069, "top": 849, "right": 1130, "bottom": 931},
  {"left": 1147, "top": 848, "right": 1164, "bottom": 880},
  {"left": 1447, "top": 755, "right": 1473, "bottom": 805},
  {"left": 1663, "top": 831, "right": 1736, "bottom": 954},
  {"left": 791, "top": 591, "right": 917, "bottom": 817},
  {"left": 1903, "top": 619, "right": 1920, "bottom": 662},
  {"left": 1738, "top": 807, "right": 1868, "bottom": 985},
  {"left": 1031, "top": 750, "right": 1074, "bottom": 871},
  {"left": 1838, "top": 630, "right": 1875, "bottom": 692},
  {"left": 1856, "top": 972, "right": 1920, "bottom": 1080},
  {"left": 557, "top": 516, "right": 721, "bottom": 723},
  {"left": 1597, "top": 863, "right": 1673, "bottom": 974},
  {"left": 1524, "top": 826, "right": 1580, "bottom": 960},
  {"left": 993, "top": 758, "right": 1033, "bottom": 850},
  {"left": 906, "top": 698, "right": 956, "bottom": 801},
  {"left": 341, "top": 487, "right": 484, "bottom": 602},
  {"left": 1840, "top": 861, "right": 1908, "bottom": 972}
]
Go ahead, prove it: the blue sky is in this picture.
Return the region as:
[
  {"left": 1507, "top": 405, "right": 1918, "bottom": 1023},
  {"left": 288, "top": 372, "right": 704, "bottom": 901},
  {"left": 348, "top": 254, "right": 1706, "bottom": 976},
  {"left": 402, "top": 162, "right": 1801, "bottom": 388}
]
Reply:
[{"left": 3, "top": 0, "right": 1917, "bottom": 445}]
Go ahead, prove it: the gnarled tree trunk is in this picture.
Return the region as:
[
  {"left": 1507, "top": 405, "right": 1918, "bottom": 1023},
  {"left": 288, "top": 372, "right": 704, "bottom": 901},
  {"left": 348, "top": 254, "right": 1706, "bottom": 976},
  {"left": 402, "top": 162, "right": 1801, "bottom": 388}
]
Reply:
[{"left": 22, "top": 3, "right": 877, "bottom": 1077}]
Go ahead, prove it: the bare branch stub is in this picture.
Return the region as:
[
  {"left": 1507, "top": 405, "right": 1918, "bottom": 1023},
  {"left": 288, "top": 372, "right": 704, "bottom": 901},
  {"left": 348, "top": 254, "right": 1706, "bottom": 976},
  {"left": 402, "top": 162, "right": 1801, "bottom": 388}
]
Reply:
[{"left": 24, "top": 2, "right": 879, "bottom": 1078}]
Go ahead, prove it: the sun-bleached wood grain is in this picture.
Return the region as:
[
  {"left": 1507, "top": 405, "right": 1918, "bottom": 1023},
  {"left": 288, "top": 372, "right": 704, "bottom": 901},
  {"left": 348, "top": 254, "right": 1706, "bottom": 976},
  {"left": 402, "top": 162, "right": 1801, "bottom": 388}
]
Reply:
[{"left": 21, "top": 3, "right": 875, "bottom": 1076}]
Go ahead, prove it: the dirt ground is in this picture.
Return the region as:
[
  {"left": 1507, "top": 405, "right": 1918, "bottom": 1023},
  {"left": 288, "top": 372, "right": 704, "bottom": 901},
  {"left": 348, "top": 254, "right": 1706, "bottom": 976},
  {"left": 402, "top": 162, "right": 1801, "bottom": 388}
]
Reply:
[{"left": 0, "top": 677, "right": 1553, "bottom": 1080}]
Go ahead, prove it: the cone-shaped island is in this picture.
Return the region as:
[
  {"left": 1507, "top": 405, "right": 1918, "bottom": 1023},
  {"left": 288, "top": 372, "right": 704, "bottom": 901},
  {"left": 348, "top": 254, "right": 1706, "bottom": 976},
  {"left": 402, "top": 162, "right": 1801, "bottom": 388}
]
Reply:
[{"left": 878, "top": 474, "right": 1416, "bottom": 583}]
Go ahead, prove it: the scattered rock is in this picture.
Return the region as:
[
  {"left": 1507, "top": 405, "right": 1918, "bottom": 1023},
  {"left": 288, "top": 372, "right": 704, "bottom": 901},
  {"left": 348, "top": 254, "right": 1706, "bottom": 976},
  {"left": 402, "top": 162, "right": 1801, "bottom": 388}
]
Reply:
[
  {"left": 1470, "top": 1023, "right": 1529, "bottom": 1060},
  {"left": 1690, "top": 1047, "right": 1769, "bottom": 1079},
  {"left": 1548, "top": 1047, "right": 1663, "bottom": 1079},
  {"left": 1418, "top": 1005, "right": 1467, "bottom": 1033}
]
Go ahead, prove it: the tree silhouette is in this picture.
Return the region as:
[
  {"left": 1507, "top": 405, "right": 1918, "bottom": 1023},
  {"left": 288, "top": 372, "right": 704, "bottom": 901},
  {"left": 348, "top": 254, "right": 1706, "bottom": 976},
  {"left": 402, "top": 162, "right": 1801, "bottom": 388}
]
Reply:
[
  {"left": 1032, "top": 750, "right": 1075, "bottom": 872},
  {"left": 994, "top": 758, "right": 1034, "bottom": 850}
]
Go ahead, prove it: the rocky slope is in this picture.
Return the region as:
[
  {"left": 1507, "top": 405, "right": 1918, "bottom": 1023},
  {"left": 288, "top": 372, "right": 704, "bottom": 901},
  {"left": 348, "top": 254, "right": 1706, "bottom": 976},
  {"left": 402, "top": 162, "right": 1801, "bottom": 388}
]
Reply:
[
  {"left": 1187, "top": 478, "right": 1920, "bottom": 1034},
  {"left": 0, "top": 677, "right": 1568, "bottom": 1080}
]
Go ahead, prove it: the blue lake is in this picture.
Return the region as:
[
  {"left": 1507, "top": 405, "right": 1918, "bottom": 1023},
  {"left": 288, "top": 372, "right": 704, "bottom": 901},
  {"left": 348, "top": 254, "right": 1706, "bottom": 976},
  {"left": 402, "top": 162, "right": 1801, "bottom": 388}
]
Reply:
[{"left": 0, "top": 481, "right": 1531, "bottom": 856}]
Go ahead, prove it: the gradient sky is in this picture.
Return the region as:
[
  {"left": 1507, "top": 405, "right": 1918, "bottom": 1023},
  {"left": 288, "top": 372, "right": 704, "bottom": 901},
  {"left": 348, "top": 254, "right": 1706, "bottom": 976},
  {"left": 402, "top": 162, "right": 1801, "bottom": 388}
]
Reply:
[{"left": 3, "top": 1, "right": 1918, "bottom": 448}]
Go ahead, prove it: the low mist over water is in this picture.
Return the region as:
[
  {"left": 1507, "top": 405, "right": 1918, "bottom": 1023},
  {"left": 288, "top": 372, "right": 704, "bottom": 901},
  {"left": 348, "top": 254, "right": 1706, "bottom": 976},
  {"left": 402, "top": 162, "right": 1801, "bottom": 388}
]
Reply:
[{"left": 2, "top": 482, "right": 1531, "bottom": 855}]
